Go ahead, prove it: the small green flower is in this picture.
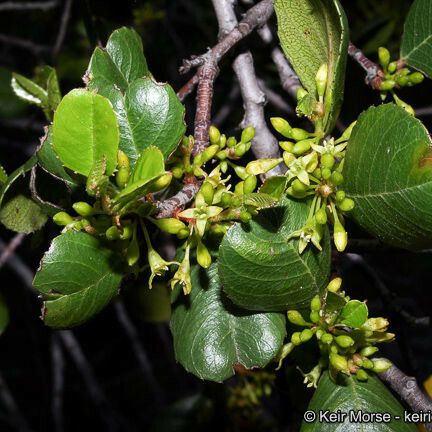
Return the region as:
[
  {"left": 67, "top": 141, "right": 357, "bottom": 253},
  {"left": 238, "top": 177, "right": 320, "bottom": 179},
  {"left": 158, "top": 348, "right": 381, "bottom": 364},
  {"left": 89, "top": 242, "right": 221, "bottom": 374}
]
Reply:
[{"left": 170, "top": 243, "right": 192, "bottom": 295}]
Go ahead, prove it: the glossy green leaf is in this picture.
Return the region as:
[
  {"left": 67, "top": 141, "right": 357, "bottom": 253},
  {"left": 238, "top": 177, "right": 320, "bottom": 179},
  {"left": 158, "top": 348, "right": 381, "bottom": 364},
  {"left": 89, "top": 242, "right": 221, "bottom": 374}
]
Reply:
[
  {"left": 301, "top": 372, "right": 417, "bottom": 431},
  {"left": 242, "top": 193, "right": 278, "bottom": 209},
  {"left": 340, "top": 300, "right": 368, "bottom": 328},
  {"left": 130, "top": 146, "right": 165, "bottom": 184},
  {"left": 401, "top": 0, "right": 432, "bottom": 77},
  {"left": 218, "top": 198, "right": 331, "bottom": 311},
  {"left": 87, "top": 28, "right": 185, "bottom": 165},
  {"left": 11, "top": 72, "right": 48, "bottom": 106},
  {"left": 33, "top": 231, "right": 123, "bottom": 328},
  {"left": 344, "top": 104, "right": 432, "bottom": 250},
  {"left": 259, "top": 176, "right": 288, "bottom": 199},
  {"left": 171, "top": 264, "right": 286, "bottom": 382},
  {"left": 275, "top": 0, "right": 349, "bottom": 132},
  {"left": 52, "top": 89, "right": 119, "bottom": 177}
]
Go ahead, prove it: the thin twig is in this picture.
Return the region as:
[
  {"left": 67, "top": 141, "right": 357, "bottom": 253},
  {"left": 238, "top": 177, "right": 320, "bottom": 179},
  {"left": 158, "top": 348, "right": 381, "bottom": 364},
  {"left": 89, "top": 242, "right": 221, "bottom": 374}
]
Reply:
[
  {"left": 257, "top": 79, "right": 294, "bottom": 115},
  {"left": 52, "top": 0, "right": 73, "bottom": 58},
  {"left": 348, "top": 41, "right": 384, "bottom": 89},
  {"left": 0, "top": 1, "right": 58, "bottom": 12},
  {"left": 51, "top": 334, "right": 64, "bottom": 432},
  {"left": 378, "top": 362, "right": 432, "bottom": 431},
  {"left": 0, "top": 233, "right": 26, "bottom": 271},
  {"left": 113, "top": 301, "right": 165, "bottom": 405},
  {"left": 176, "top": 73, "right": 200, "bottom": 102},
  {"left": 415, "top": 106, "right": 432, "bottom": 117}
]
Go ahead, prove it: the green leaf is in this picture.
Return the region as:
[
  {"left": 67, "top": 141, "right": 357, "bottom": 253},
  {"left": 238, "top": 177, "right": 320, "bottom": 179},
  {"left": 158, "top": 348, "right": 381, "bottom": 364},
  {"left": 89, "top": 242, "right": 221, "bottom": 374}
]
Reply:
[
  {"left": 218, "top": 198, "right": 331, "bottom": 311},
  {"left": 11, "top": 72, "right": 48, "bottom": 106},
  {"left": 87, "top": 27, "right": 149, "bottom": 92},
  {"left": 400, "top": 0, "right": 432, "bottom": 77},
  {"left": 324, "top": 291, "right": 346, "bottom": 314},
  {"left": 33, "top": 231, "right": 123, "bottom": 328},
  {"left": 171, "top": 264, "right": 286, "bottom": 382},
  {"left": 37, "top": 127, "right": 78, "bottom": 187},
  {"left": 301, "top": 372, "right": 417, "bottom": 431},
  {"left": 343, "top": 104, "right": 432, "bottom": 250},
  {"left": 242, "top": 193, "right": 278, "bottom": 209},
  {"left": 130, "top": 146, "right": 165, "bottom": 184},
  {"left": 52, "top": 89, "right": 119, "bottom": 177},
  {"left": 275, "top": 0, "right": 349, "bottom": 132},
  {"left": 259, "top": 176, "right": 288, "bottom": 199},
  {"left": 87, "top": 28, "right": 185, "bottom": 165},
  {"left": 340, "top": 300, "right": 368, "bottom": 328}
]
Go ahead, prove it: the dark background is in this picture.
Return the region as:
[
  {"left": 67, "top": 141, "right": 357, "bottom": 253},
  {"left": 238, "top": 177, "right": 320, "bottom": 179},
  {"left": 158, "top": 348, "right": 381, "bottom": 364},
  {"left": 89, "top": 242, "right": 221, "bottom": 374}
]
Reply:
[{"left": 0, "top": 0, "right": 431, "bottom": 431}]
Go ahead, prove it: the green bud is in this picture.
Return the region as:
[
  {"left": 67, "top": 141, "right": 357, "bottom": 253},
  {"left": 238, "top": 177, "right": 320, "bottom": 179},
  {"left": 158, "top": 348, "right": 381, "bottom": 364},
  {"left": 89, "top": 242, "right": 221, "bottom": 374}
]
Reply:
[
  {"left": 291, "top": 128, "right": 310, "bottom": 142},
  {"left": 200, "top": 182, "right": 215, "bottom": 205},
  {"left": 220, "top": 160, "right": 228, "bottom": 173},
  {"left": 335, "top": 190, "right": 346, "bottom": 202},
  {"left": 315, "top": 63, "right": 328, "bottom": 99},
  {"left": 177, "top": 228, "right": 190, "bottom": 239},
  {"left": 315, "top": 208, "right": 328, "bottom": 225},
  {"left": 234, "top": 181, "right": 244, "bottom": 195},
  {"left": 388, "top": 61, "right": 397, "bottom": 73},
  {"left": 246, "top": 158, "right": 283, "bottom": 175},
  {"left": 244, "top": 175, "right": 257, "bottom": 194},
  {"left": 116, "top": 150, "right": 130, "bottom": 189},
  {"left": 200, "top": 144, "right": 219, "bottom": 164},
  {"left": 220, "top": 192, "right": 232, "bottom": 207},
  {"left": 227, "top": 137, "right": 237, "bottom": 148},
  {"left": 321, "top": 153, "right": 335, "bottom": 170},
  {"left": 378, "top": 47, "right": 391, "bottom": 69},
  {"left": 327, "top": 277, "right": 342, "bottom": 293},
  {"left": 338, "top": 197, "right": 355, "bottom": 212},
  {"left": 197, "top": 240, "right": 212, "bottom": 269},
  {"left": 152, "top": 218, "right": 186, "bottom": 234},
  {"left": 148, "top": 172, "right": 173, "bottom": 192},
  {"left": 310, "top": 295, "right": 321, "bottom": 312},
  {"left": 335, "top": 335, "right": 355, "bottom": 348},
  {"left": 126, "top": 236, "right": 140, "bottom": 267},
  {"left": 172, "top": 166, "right": 184, "bottom": 179},
  {"left": 330, "top": 171, "right": 344, "bottom": 186},
  {"left": 322, "top": 167, "right": 332, "bottom": 180},
  {"left": 53, "top": 211, "right": 74, "bottom": 226},
  {"left": 291, "top": 332, "right": 302, "bottom": 346},
  {"left": 316, "top": 329, "right": 324, "bottom": 340},
  {"left": 72, "top": 201, "right": 94, "bottom": 217},
  {"left": 300, "top": 328, "right": 314, "bottom": 343},
  {"left": 310, "top": 310, "right": 320, "bottom": 324},
  {"left": 362, "top": 359, "right": 374, "bottom": 370},
  {"left": 209, "top": 125, "right": 221, "bottom": 145},
  {"left": 313, "top": 168, "right": 322, "bottom": 178},
  {"left": 232, "top": 196, "right": 241, "bottom": 208},
  {"left": 119, "top": 224, "right": 132, "bottom": 240},
  {"left": 234, "top": 142, "right": 248, "bottom": 157},
  {"left": 396, "top": 74, "right": 409, "bottom": 87},
  {"left": 279, "top": 141, "right": 294, "bottom": 152},
  {"left": 219, "top": 134, "right": 227, "bottom": 148},
  {"left": 287, "top": 310, "right": 310, "bottom": 326},
  {"left": 372, "top": 359, "right": 392, "bottom": 373},
  {"left": 362, "top": 317, "right": 389, "bottom": 332},
  {"left": 270, "top": 117, "right": 292, "bottom": 138},
  {"left": 297, "top": 87, "right": 308, "bottom": 101},
  {"left": 241, "top": 126, "right": 255, "bottom": 143},
  {"left": 379, "top": 80, "right": 396, "bottom": 91},
  {"left": 216, "top": 150, "right": 228, "bottom": 160},
  {"left": 321, "top": 333, "right": 333, "bottom": 345},
  {"left": 408, "top": 71, "right": 424, "bottom": 85},
  {"left": 240, "top": 211, "right": 252, "bottom": 223},
  {"left": 360, "top": 346, "right": 379, "bottom": 357},
  {"left": 106, "top": 225, "right": 120, "bottom": 240},
  {"left": 283, "top": 151, "right": 296, "bottom": 167},
  {"left": 333, "top": 220, "right": 348, "bottom": 252},
  {"left": 292, "top": 179, "right": 308, "bottom": 193},
  {"left": 293, "top": 139, "right": 312, "bottom": 155},
  {"left": 329, "top": 353, "right": 348, "bottom": 372},
  {"left": 356, "top": 369, "right": 369, "bottom": 381}
]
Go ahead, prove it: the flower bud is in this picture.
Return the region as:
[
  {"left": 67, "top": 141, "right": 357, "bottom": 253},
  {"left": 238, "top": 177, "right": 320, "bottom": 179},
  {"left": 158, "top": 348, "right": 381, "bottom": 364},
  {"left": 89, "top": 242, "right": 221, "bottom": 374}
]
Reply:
[
  {"left": 315, "top": 64, "right": 328, "bottom": 99},
  {"left": 297, "top": 87, "right": 308, "bottom": 101},
  {"left": 322, "top": 167, "right": 332, "bottom": 180},
  {"left": 300, "top": 328, "right": 314, "bottom": 343},
  {"left": 152, "top": 218, "right": 186, "bottom": 234},
  {"left": 315, "top": 208, "right": 327, "bottom": 225},
  {"left": 310, "top": 295, "right": 321, "bottom": 312},
  {"left": 316, "top": 329, "right": 324, "bottom": 340},
  {"left": 200, "top": 144, "right": 220, "bottom": 164},
  {"left": 292, "top": 179, "right": 308, "bottom": 193},
  {"left": 388, "top": 61, "right": 397, "bottom": 73},
  {"left": 327, "top": 277, "right": 342, "bottom": 293},
  {"left": 148, "top": 172, "right": 173, "bottom": 192},
  {"left": 330, "top": 171, "right": 344, "bottom": 186},
  {"left": 293, "top": 139, "right": 312, "bottom": 155},
  {"left": 240, "top": 210, "right": 252, "bottom": 223},
  {"left": 408, "top": 71, "right": 424, "bottom": 85},
  {"left": 72, "top": 201, "right": 94, "bottom": 217},
  {"left": 362, "top": 359, "right": 374, "bottom": 369},
  {"left": 197, "top": 240, "right": 212, "bottom": 268},
  {"left": 338, "top": 197, "right": 355, "bottom": 212},
  {"left": 280, "top": 141, "right": 294, "bottom": 152},
  {"left": 362, "top": 317, "right": 389, "bottom": 332},
  {"left": 329, "top": 353, "right": 348, "bottom": 372},
  {"left": 335, "top": 190, "right": 346, "bottom": 202},
  {"left": 116, "top": 150, "right": 130, "bottom": 189},
  {"left": 287, "top": 310, "right": 309, "bottom": 326},
  {"left": 291, "top": 128, "right": 310, "bottom": 142},
  {"left": 234, "top": 181, "right": 244, "bottom": 195},
  {"left": 234, "top": 142, "right": 248, "bottom": 157},
  {"left": 372, "top": 359, "right": 392, "bottom": 373},
  {"left": 244, "top": 175, "right": 257, "bottom": 194},
  {"left": 283, "top": 151, "right": 296, "bottom": 167},
  {"left": 200, "top": 182, "right": 215, "bottom": 205},
  {"left": 270, "top": 117, "right": 292, "bottom": 138},
  {"left": 356, "top": 369, "right": 369, "bottom": 381},
  {"left": 396, "top": 74, "right": 409, "bottom": 87},
  {"left": 119, "top": 224, "right": 133, "bottom": 240},
  {"left": 291, "top": 332, "right": 302, "bottom": 346},
  {"left": 378, "top": 47, "right": 391, "bottom": 69},
  {"left": 177, "top": 228, "right": 190, "bottom": 239},
  {"left": 227, "top": 137, "right": 237, "bottom": 148},
  {"left": 106, "top": 225, "right": 120, "bottom": 240},
  {"left": 53, "top": 211, "right": 74, "bottom": 226},
  {"left": 241, "top": 126, "right": 255, "bottom": 143},
  {"left": 334, "top": 220, "right": 348, "bottom": 252},
  {"left": 209, "top": 125, "right": 221, "bottom": 145},
  {"left": 321, "top": 153, "right": 335, "bottom": 170},
  {"left": 219, "top": 134, "right": 227, "bottom": 148},
  {"left": 335, "top": 335, "right": 355, "bottom": 348},
  {"left": 246, "top": 158, "right": 283, "bottom": 175},
  {"left": 360, "top": 346, "right": 379, "bottom": 357},
  {"left": 321, "top": 333, "right": 333, "bottom": 345},
  {"left": 172, "top": 166, "right": 184, "bottom": 179},
  {"left": 220, "top": 192, "right": 232, "bottom": 207},
  {"left": 220, "top": 160, "right": 228, "bottom": 173},
  {"left": 310, "top": 311, "right": 320, "bottom": 323},
  {"left": 379, "top": 80, "right": 396, "bottom": 91}
]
